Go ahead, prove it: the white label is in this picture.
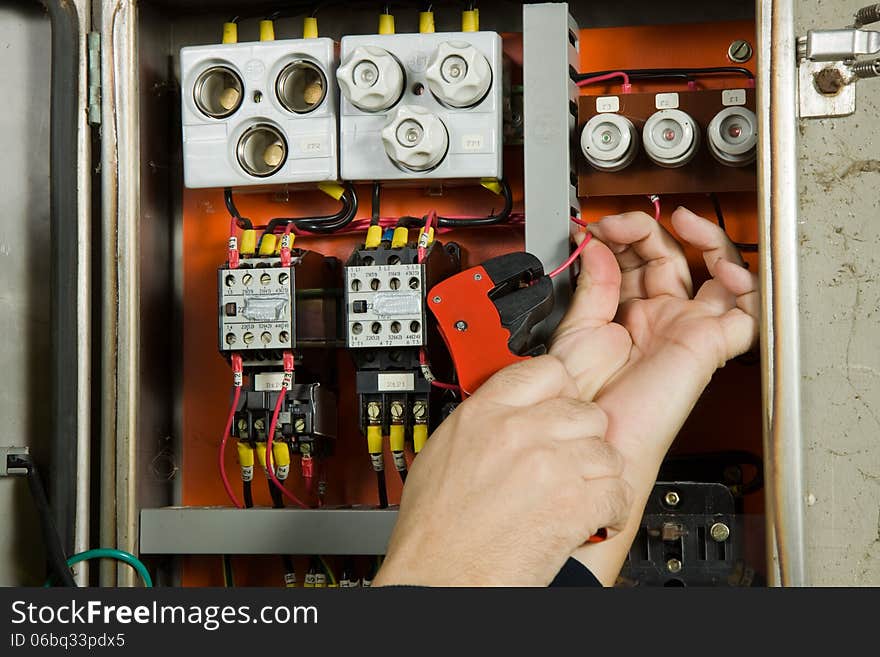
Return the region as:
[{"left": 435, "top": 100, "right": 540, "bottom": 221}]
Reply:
[
  {"left": 722, "top": 89, "right": 747, "bottom": 106},
  {"left": 377, "top": 372, "right": 415, "bottom": 392},
  {"left": 254, "top": 372, "right": 285, "bottom": 391},
  {"left": 461, "top": 134, "right": 484, "bottom": 151},
  {"left": 655, "top": 92, "right": 680, "bottom": 109},
  {"left": 298, "top": 137, "right": 327, "bottom": 157},
  {"left": 241, "top": 465, "right": 254, "bottom": 482},
  {"left": 596, "top": 96, "right": 620, "bottom": 113}
]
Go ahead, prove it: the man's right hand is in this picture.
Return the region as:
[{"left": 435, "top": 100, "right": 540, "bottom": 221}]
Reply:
[{"left": 373, "top": 355, "right": 633, "bottom": 587}]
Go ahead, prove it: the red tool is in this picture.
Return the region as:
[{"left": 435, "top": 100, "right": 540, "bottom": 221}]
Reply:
[
  {"left": 428, "top": 252, "right": 607, "bottom": 544},
  {"left": 427, "top": 252, "right": 554, "bottom": 397}
]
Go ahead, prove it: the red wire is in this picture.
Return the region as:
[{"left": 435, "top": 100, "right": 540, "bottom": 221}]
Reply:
[
  {"left": 548, "top": 232, "right": 592, "bottom": 279},
  {"left": 576, "top": 71, "right": 631, "bottom": 92},
  {"left": 570, "top": 215, "right": 589, "bottom": 227},
  {"left": 218, "top": 385, "right": 243, "bottom": 509},
  {"left": 265, "top": 369, "right": 309, "bottom": 509}
]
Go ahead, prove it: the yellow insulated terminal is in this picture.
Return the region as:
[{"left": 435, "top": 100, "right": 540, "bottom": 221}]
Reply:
[
  {"left": 418, "top": 226, "right": 435, "bottom": 246},
  {"left": 259, "top": 234, "right": 277, "bottom": 256},
  {"left": 236, "top": 443, "right": 255, "bottom": 468},
  {"left": 389, "top": 424, "right": 406, "bottom": 454},
  {"left": 255, "top": 443, "right": 268, "bottom": 470},
  {"left": 480, "top": 178, "right": 503, "bottom": 195},
  {"left": 419, "top": 11, "right": 435, "bottom": 33},
  {"left": 365, "top": 224, "right": 383, "bottom": 249},
  {"left": 318, "top": 181, "right": 345, "bottom": 200},
  {"left": 259, "top": 20, "right": 275, "bottom": 41},
  {"left": 378, "top": 12, "right": 395, "bottom": 35},
  {"left": 413, "top": 424, "right": 428, "bottom": 454},
  {"left": 366, "top": 425, "right": 384, "bottom": 455},
  {"left": 462, "top": 9, "right": 478, "bottom": 32},
  {"left": 272, "top": 441, "right": 291, "bottom": 468},
  {"left": 222, "top": 22, "right": 238, "bottom": 44},
  {"left": 239, "top": 229, "right": 257, "bottom": 255},
  {"left": 391, "top": 226, "right": 409, "bottom": 249},
  {"left": 303, "top": 16, "right": 318, "bottom": 39}
]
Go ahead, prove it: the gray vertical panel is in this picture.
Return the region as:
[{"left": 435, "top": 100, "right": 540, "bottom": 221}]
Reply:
[
  {"left": 0, "top": 3, "right": 51, "bottom": 586},
  {"left": 794, "top": 1, "right": 880, "bottom": 585},
  {"left": 523, "top": 3, "right": 579, "bottom": 339}
]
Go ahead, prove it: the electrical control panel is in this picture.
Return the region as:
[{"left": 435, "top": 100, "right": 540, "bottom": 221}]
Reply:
[
  {"left": 118, "top": 3, "right": 768, "bottom": 590},
  {"left": 577, "top": 88, "right": 758, "bottom": 196},
  {"left": 337, "top": 32, "right": 504, "bottom": 182},
  {"left": 180, "top": 38, "right": 338, "bottom": 188}
]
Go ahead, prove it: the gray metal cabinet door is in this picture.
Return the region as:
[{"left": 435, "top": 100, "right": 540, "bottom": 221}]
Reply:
[{"left": 761, "top": 0, "right": 880, "bottom": 586}]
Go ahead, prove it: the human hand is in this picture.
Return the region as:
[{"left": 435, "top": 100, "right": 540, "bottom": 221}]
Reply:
[
  {"left": 550, "top": 206, "right": 759, "bottom": 583},
  {"left": 373, "top": 355, "right": 633, "bottom": 587}
]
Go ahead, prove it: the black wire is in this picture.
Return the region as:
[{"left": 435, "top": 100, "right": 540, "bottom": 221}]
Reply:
[
  {"left": 709, "top": 193, "right": 758, "bottom": 252},
  {"left": 242, "top": 480, "right": 254, "bottom": 509},
  {"left": 281, "top": 555, "right": 296, "bottom": 585},
  {"left": 397, "top": 468, "right": 408, "bottom": 484},
  {"left": 415, "top": 179, "right": 514, "bottom": 228},
  {"left": 371, "top": 182, "right": 381, "bottom": 226},
  {"left": 268, "top": 478, "right": 285, "bottom": 509},
  {"left": 223, "top": 555, "right": 234, "bottom": 587},
  {"left": 10, "top": 455, "right": 76, "bottom": 587},
  {"left": 572, "top": 66, "right": 754, "bottom": 82},
  {"left": 224, "top": 187, "right": 253, "bottom": 230},
  {"left": 263, "top": 184, "right": 360, "bottom": 235},
  {"left": 376, "top": 470, "right": 389, "bottom": 508}
]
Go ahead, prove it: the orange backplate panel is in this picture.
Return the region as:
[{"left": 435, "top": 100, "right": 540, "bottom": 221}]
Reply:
[{"left": 178, "top": 23, "right": 762, "bottom": 586}]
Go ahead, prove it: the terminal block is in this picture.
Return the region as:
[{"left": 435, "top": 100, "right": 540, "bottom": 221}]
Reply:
[
  {"left": 218, "top": 248, "right": 340, "bottom": 370},
  {"left": 336, "top": 31, "right": 503, "bottom": 182},
  {"left": 234, "top": 381, "right": 337, "bottom": 459},
  {"left": 180, "top": 38, "right": 338, "bottom": 188}
]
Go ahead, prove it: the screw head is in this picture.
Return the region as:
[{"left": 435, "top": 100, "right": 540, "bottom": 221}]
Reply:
[
  {"left": 241, "top": 274, "right": 252, "bottom": 286},
  {"left": 396, "top": 119, "right": 424, "bottom": 147},
  {"left": 440, "top": 55, "right": 468, "bottom": 82},
  {"left": 710, "top": 522, "right": 731, "bottom": 543},
  {"left": 454, "top": 320, "right": 468, "bottom": 332},
  {"left": 254, "top": 419, "right": 265, "bottom": 431},
  {"left": 366, "top": 401, "right": 381, "bottom": 420},
  {"left": 473, "top": 273, "right": 482, "bottom": 281},
  {"left": 664, "top": 490, "right": 681, "bottom": 507},
  {"left": 432, "top": 295, "right": 442, "bottom": 303},
  {"left": 412, "top": 401, "right": 427, "bottom": 421},
  {"left": 666, "top": 558, "right": 683, "bottom": 574},
  {"left": 727, "top": 39, "right": 753, "bottom": 63},
  {"left": 353, "top": 60, "right": 379, "bottom": 87},
  {"left": 293, "top": 418, "right": 306, "bottom": 433},
  {"left": 390, "top": 401, "right": 405, "bottom": 421}
]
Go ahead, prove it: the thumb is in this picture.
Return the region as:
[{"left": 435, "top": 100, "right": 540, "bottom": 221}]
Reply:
[{"left": 471, "top": 355, "right": 578, "bottom": 408}]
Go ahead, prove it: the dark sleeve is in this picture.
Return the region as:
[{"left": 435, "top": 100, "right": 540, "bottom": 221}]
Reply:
[{"left": 549, "top": 558, "right": 602, "bottom": 587}]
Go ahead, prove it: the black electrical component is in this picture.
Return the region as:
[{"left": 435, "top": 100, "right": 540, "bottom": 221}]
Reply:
[
  {"left": 618, "top": 482, "right": 746, "bottom": 587},
  {"left": 234, "top": 382, "right": 338, "bottom": 459}
]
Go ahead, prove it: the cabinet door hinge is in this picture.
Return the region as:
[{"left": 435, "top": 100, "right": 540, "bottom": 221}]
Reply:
[{"left": 87, "top": 32, "right": 101, "bottom": 126}]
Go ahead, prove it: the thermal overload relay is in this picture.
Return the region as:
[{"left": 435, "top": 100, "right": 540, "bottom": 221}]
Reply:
[
  {"left": 336, "top": 31, "right": 503, "bottom": 181},
  {"left": 234, "top": 381, "right": 338, "bottom": 457},
  {"left": 218, "top": 247, "right": 341, "bottom": 368},
  {"left": 180, "top": 38, "right": 338, "bottom": 188}
]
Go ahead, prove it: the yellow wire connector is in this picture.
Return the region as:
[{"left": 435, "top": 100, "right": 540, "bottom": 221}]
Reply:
[
  {"left": 258, "top": 234, "right": 278, "bottom": 256},
  {"left": 272, "top": 441, "right": 291, "bottom": 481},
  {"left": 222, "top": 22, "right": 238, "bottom": 44},
  {"left": 367, "top": 424, "right": 384, "bottom": 472},
  {"left": 462, "top": 9, "right": 478, "bottom": 32},
  {"left": 303, "top": 16, "right": 319, "bottom": 39},
  {"left": 317, "top": 181, "right": 345, "bottom": 200},
  {"left": 390, "top": 424, "right": 407, "bottom": 472},
  {"left": 255, "top": 442, "right": 268, "bottom": 471},
  {"left": 239, "top": 229, "right": 257, "bottom": 255},
  {"left": 413, "top": 424, "right": 428, "bottom": 455},
  {"left": 259, "top": 20, "right": 275, "bottom": 41},
  {"left": 480, "top": 177, "right": 503, "bottom": 195},
  {"left": 417, "top": 226, "right": 435, "bottom": 248},
  {"left": 379, "top": 12, "right": 395, "bottom": 35},
  {"left": 391, "top": 226, "right": 409, "bottom": 249},
  {"left": 365, "top": 224, "right": 384, "bottom": 249},
  {"left": 419, "top": 11, "right": 436, "bottom": 33},
  {"left": 236, "top": 443, "right": 255, "bottom": 482}
]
